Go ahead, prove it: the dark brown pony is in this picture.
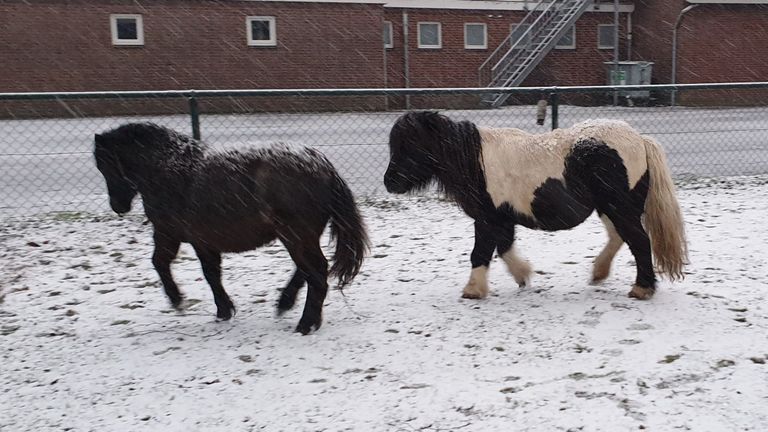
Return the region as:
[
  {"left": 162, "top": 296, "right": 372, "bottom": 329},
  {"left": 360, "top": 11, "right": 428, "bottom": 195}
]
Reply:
[{"left": 94, "top": 123, "right": 369, "bottom": 334}]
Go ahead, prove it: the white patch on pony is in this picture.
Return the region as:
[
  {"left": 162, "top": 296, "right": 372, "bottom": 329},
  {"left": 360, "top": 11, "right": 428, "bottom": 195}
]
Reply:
[
  {"left": 592, "top": 215, "right": 624, "bottom": 283},
  {"left": 462, "top": 266, "right": 489, "bottom": 299},
  {"left": 479, "top": 120, "right": 648, "bottom": 219},
  {"left": 501, "top": 246, "right": 531, "bottom": 286}
]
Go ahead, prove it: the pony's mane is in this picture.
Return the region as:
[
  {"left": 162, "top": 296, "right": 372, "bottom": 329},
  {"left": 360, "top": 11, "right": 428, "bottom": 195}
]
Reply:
[
  {"left": 415, "top": 112, "right": 490, "bottom": 214},
  {"left": 102, "top": 122, "right": 205, "bottom": 157}
]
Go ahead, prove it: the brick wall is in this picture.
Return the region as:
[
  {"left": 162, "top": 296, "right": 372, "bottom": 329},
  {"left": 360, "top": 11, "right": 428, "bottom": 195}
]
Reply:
[
  {"left": 0, "top": 0, "right": 386, "bottom": 93},
  {"left": 630, "top": 0, "right": 687, "bottom": 85},
  {"left": 634, "top": 0, "right": 768, "bottom": 85}
]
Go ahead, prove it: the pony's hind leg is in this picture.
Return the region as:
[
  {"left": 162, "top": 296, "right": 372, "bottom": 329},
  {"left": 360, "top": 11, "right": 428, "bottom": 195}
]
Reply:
[
  {"left": 462, "top": 221, "right": 496, "bottom": 299},
  {"left": 591, "top": 214, "right": 624, "bottom": 284},
  {"left": 192, "top": 245, "right": 236, "bottom": 320},
  {"left": 152, "top": 231, "right": 183, "bottom": 309},
  {"left": 602, "top": 211, "right": 656, "bottom": 299},
  {"left": 276, "top": 269, "right": 306, "bottom": 315},
  {"left": 283, "top": 240, "right": 329, "bottom": 335}
]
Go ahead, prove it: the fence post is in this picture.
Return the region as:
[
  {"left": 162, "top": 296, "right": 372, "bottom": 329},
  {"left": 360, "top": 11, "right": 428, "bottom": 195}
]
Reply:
[
  {"left": 189, "top": 93, "right": 201, "bottom": 140},
  {"left": 549, "top": 91, "right": 559, "bottom": 130}
]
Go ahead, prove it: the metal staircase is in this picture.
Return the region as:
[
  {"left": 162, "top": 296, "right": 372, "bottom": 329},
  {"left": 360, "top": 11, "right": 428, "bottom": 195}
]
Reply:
[{"left": 479, "top": 0, "right": 593, "bottom": 107}]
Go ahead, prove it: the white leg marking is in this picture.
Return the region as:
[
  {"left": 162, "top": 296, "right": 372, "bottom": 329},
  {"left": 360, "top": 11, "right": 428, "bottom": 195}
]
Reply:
[
  {"left": 462, "top": 266, "right": 489, "bottom": 299},
  {"left": 501, "top": 247, "right": 532, "bottom": 287},
  {"left": 592, "top": 215, "right": 624, "bottom": 283}
]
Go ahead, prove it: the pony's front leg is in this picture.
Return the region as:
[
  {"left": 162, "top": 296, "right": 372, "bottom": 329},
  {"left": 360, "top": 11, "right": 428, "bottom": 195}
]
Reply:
[
  {"left": 462, "top": 221, "right": 497, "bottom": 299},
  {"left": 152, "top": 231, "right": 183, "bottom": 309},
  {"left": 496, "top": 223, "right": 532, "bottom": 287},
  {"left": 192, "top": 245, "right": 236, "bottom": 320}
]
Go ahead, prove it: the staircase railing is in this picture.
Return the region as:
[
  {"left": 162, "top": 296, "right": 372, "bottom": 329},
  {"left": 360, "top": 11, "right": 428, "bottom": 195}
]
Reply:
[
  {"left": 478, "top": 0, "right": 555, "bottom": 87},
  {"left": 478, "top": 0, "right": 593, "bottom": 107}
]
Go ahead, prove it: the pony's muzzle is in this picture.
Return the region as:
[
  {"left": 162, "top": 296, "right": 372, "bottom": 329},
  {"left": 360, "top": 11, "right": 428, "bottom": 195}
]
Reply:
[
  {"left": 384, "top": 177, "right": 408, "bottom": 194},
  {"left": 109, "top": 198, "right": 132, "bottom": 215},
  {"left": 383, "top": 170, "right": 409, "bottom": 194}
]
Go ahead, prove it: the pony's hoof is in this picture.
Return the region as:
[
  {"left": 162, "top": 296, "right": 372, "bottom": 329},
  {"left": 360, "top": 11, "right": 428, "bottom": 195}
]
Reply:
[
  {"left": 461, "top": 291, "right": 486, "bottom": 300},
  {"left": 276, "top": 296, "right": 297, "bottom": 315},
  {"left": 216, "top": 304, "right": 236, "bottom": 321},
  {"left": 591, "top": 273, "right": 609, "bottom": 285},
  {"left": 295, "top": 320, "right": 321, "bottom": 335},
  {"left": 592, "top": 265, "right": 611, "bottom": 285},
  {"left": 628, "top": 285, "right": 655, "bottom": 300},
  {"left": 170, "top": 296, "right": 185, "bottom": 310}
]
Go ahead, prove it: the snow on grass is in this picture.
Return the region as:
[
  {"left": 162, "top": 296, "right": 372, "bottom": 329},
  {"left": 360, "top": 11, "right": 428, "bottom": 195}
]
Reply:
[{"left": 1, "top": 177, "right": 767, "bottom": 431}]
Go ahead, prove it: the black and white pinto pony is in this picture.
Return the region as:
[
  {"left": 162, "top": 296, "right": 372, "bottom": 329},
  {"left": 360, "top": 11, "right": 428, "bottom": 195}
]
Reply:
[
  {"left": 384, "top": 111, "right": 687, "bottom": 300},
  {"left": 94, "top": 123, "right": 369, "bottom": 334}
]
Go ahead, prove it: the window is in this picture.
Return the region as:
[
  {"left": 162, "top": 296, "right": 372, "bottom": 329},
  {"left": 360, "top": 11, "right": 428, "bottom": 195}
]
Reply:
[
  {"left": 418, "top": 22, "right": 441, "bottom": 49},
  {"left": 110, "top": 14, "right": 144, "bottom": 46},
  {"left": 464, "top": 23, "right": 487, "bottom": 49},
  {"left": 555, "top": 25, "right": 576, "bottom": 49},
  {"left": 384, "top": 21, "right": 393, "bottom": 49},
  {"left": 510, "top": 23, "right": 531, "bottom": 47},
  {"left": 598, "top": 24, "right": 616, "bottom": 49},
  {"left": 247, "top": 16, "right": 276, "bottom": 46}
]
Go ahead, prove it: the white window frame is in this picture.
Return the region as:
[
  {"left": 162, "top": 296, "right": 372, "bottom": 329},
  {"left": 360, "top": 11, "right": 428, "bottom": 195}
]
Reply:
[
  {"left": 418, "top": 22, "right": 442, "bottom": 49},
  {"left": 510, "top": 23, "right": 531, "bottom": 47},
  {"left": 597, "top": 24, "right": 616, "bottom": 50},
  {"left": 555, "top": 25, "right": 576, "bottom": 50},
  {"left": 246, "top": 16, "right": 277, "bottom": 47},
  {"left": 110, "top": 14, "right": 144, "bottom": 46},
  {"left": 464, "top": 23, "right": 487, "bottom": 50},
  {"left": 384, "top": 21, "right": 394, "bottom": 49}
]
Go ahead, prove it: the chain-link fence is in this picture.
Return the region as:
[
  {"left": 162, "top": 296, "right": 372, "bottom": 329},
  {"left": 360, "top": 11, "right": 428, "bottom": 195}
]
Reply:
[{"left": 2, "top": 84, "right": 768, "bottom": 217}]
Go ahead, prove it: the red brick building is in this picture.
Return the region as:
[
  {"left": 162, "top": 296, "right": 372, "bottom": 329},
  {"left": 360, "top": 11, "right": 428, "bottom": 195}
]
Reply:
[
  {"left": 383, "top": 1, "right": 632, "bottom": 89},
  {"left": 632, "top": 0, "right": 768, "bottom": 104},
  {"left": 1, "top": 0, "right": 767, "bottom": 113}
]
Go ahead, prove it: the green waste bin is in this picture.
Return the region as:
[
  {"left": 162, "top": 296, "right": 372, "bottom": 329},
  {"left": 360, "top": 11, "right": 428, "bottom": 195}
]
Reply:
[{"left": 604, "top": 61, "right": 654, "bottom": 101}]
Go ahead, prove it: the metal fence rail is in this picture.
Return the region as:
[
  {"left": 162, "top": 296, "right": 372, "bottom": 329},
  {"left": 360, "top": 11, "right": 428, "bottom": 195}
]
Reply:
[{"left": 2, "top": 83, "right": 768, "bottom": 217}]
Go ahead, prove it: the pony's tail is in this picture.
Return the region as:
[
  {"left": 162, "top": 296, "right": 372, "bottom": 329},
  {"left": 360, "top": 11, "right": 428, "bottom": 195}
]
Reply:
[
  {"left": 328, "top": 174, "right": 369, "bottom": 289},
  {"left": 642, "top": 136, "right": 688, "bottom": 280}
]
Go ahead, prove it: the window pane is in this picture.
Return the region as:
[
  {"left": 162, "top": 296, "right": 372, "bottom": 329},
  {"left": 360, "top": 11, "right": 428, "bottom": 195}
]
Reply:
[
  {"left": 383, "top": 22, "right": 392, "bottom": 46},
  {"left": 251, "top": 20, "right": 271, "bottom": 41},
  {"left": 116, "top": 18, "right": 137, "bottom": 40},
  {"left": 599, "top": 25, "right": 615, "bottom": 48},
  {"left": 466, "top": 24, "right": 485, "bottom": 47},
  {"left": 511, "top": 24, "right": 530, "bottom": 46},
  {"left": 419, "top": 24, "right": 439, "bottom": 46},
  {"left": 557, "top": 26, "right": 574, "bottom": 47}
]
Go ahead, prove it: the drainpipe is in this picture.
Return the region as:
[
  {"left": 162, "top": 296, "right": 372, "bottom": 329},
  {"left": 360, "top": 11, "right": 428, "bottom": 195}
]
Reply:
[
  {"left": 626, "top": 12, "right": 632, "bottom": 60},
  {"left": 402, "top": 11, "right": 410, "bottom": 109},
  {"left": 671, "top": 4, "right": 699, "bottom": 107},
  {"left": 383, "top": 18, "right": 388, "bottom": 110},
  {"left": 612, "top": 0, "right": 620, "bottom": 106}
]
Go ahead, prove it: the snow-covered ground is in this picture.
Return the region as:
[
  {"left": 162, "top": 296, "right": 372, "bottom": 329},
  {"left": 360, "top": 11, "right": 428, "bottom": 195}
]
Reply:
[{"left": 1, "top": 176, "right": 767, "bottom": 431}]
